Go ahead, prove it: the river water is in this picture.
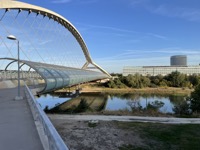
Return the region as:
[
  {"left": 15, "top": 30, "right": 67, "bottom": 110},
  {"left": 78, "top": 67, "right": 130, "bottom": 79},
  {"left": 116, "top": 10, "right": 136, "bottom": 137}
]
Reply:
[{"left": 37, "top": 93, "right": 186, "bottom": 114}]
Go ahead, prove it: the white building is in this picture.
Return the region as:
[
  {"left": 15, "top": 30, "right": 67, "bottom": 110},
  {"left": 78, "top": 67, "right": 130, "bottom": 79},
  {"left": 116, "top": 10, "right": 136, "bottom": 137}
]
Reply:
[{"left": 123, "top": 66, "right": 200, "bottom": 76}]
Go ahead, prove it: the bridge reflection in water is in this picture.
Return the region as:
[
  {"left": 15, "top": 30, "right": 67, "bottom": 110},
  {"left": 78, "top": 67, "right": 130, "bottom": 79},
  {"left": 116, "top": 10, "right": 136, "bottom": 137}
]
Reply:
[{"left": 45, "top": 93, "right": 109, "bottom": 113}]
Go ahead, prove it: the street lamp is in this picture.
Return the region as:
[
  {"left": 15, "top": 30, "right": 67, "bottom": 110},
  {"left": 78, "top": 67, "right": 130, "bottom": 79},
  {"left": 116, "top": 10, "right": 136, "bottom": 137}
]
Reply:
[{"left": 7, "top": 35, "right": 23, "bottom": 100}]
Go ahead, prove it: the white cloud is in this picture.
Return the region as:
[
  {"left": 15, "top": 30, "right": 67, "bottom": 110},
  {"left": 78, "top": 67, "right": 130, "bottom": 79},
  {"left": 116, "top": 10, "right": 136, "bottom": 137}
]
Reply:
[
  {"left": 127, "top": 0, "right": 200, "bottom": 22},
  {"left": 147, "top": 33, "right": 167, "bottom": 40},
  {"left": 76, "top": 22, "right": 167, "bottom": 44},
  {"left": 76, "top": 23, "right": 138, "bottom": 34},
  {"left": 38, "top": 40, "right": 52, "bottom": 45},
  {"left": 151, "top": 48, "right": 200, "bottom": 55},
  {"left": 152, "top": 5, "right": 200, "bottom": 22}
]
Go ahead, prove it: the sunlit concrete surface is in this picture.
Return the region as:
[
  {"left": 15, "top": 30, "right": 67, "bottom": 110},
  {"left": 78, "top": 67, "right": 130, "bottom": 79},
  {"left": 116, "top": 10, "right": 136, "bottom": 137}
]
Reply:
[{"left": 0, "top": 87, "right": 43, "bottom": 150}]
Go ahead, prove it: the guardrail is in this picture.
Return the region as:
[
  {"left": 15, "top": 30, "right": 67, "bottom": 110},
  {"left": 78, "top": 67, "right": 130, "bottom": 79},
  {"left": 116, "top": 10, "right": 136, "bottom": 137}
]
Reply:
[
  {"left": 25, "top": 84, "right": 69, "bottom": 150},
  {"left": 0, "top": 70, "right": 41, "bottom": 80}
]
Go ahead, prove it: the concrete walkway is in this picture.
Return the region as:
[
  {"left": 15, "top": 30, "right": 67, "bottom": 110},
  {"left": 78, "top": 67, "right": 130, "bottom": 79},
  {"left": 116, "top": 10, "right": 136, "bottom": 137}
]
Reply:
[
  {"left": 49, "top": 114, "right": 200, "bottom": 124},
  {"left": 0, "top": 87, "right": 43, "bottom": 150}
]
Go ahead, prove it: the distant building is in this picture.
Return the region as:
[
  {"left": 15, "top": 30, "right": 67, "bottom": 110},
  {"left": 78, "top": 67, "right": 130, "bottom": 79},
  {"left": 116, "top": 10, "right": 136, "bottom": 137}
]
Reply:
[
  {"left": 170, "top": 55, "right": 187, "bottom": 66},
  {"left": 123, "top": 66, "right": 200, "bottom": 76},
  {"left": 123, "top": 55, "right": 200, "bottom": 76}
]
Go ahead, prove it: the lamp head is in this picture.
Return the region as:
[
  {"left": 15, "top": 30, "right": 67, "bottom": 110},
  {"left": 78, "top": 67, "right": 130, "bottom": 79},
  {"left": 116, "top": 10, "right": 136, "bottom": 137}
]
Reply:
[{"left": 7, "top": 35, "right": 17, "bottom": 40}]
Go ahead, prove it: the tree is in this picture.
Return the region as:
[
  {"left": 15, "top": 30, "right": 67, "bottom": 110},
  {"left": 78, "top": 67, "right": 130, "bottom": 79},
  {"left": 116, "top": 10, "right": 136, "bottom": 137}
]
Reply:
[
  {"left": 165, "top": 71, "right": 187, "bottom": 87},
  {"left": 123, "top": 74, "right": 150, "bottom": 88},
  {"left": 105, "top": 78, "right": 126, "bottom": 88},
  {"left": 141, "top": 76, "right": 151, "bottom": 88},
  {"left": 107, "top": 80, "right": 116, "bottom": 88},
  {"left": 188, "top": 74, "right": 200, "bottom": 87},
  {"left": 113, "top": 78, "right": 127, "bottom": 88},
  {"left": 150, "top": 75, "right": 164, "bottom": 86},
  {"left": 173, "top": 101, "right": 191, "bottom": 115},
  {"left": 189, "top": 84, "right": 200, "bottom": 113},
  {"left": 159, "top": 79, "right": 168, "bottom": 87},
  {"left": 123, "top": 74, "right": 138, "bottom": 88}
]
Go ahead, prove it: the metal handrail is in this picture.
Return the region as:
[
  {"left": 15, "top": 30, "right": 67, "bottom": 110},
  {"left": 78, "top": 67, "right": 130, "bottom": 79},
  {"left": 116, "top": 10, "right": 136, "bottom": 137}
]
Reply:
[{"left": 25, "top": 84, "right": 69, "bottom": 150}]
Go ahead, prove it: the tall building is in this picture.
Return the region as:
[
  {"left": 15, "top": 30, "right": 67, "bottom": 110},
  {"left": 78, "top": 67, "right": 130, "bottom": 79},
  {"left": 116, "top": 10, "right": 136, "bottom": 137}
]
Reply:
[
  {"left": 170, "top": 55, "right": 187, "bottom": 66},
  {"left": 123, "top": 55, "right": 200, "bottom": 76}
]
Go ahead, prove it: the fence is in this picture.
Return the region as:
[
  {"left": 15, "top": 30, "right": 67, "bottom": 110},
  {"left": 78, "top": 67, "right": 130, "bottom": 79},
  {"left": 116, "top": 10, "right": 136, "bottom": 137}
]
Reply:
[{"left": 25, "top": 84, "right": 69, "bottom": 150}]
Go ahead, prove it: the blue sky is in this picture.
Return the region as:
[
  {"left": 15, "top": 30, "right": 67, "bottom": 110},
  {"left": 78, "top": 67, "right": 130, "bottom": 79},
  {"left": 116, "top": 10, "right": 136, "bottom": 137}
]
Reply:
[{"left": 21, "top": 0, "right": 200, "bottom": 73}]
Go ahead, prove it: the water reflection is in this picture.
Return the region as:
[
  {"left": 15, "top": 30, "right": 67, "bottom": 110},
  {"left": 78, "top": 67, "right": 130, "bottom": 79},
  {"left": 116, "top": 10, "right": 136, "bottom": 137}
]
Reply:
[
  {"left": 36, "top": 94, "right": 70, "bottom": 109},
  {"left": 36, "top": 93, "right": 186, "bottom": 114}
]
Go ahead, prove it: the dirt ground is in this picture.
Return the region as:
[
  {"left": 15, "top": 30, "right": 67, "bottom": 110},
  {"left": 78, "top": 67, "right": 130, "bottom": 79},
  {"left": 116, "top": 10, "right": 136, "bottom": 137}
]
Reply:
[
  {"left": 50, "top": 115, "right": 200, "bottom": 150},
  {"left": 50, "top": 119, "right": 145, "bottom": 150}
]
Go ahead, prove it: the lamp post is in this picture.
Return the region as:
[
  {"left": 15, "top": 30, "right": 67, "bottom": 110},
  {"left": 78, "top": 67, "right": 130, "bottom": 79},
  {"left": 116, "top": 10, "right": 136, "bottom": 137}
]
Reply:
[{"left": 7, "top": 35, "right": 23, "bottom": 100}]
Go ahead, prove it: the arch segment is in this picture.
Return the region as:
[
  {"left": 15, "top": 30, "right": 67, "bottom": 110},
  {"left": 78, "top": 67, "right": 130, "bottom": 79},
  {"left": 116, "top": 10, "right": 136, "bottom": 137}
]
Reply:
[{"left": 0, "top": 0, "right": 111, "bottom": 78}]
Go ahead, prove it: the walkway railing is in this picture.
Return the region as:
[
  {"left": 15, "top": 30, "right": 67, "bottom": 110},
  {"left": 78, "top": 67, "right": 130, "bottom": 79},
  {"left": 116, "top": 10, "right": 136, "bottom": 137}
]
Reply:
[
  {"left": 25, "top": 84, "right": 69, "bottom": 150},
  {"left": 0, "top": 70, "right": 41, "bottom": 80}
]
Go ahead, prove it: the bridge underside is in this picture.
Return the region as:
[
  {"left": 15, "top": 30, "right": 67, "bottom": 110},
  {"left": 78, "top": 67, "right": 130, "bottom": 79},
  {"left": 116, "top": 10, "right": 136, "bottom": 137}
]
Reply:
[{"left": 0, "top": 58, "right": 108, "bottom": 94}]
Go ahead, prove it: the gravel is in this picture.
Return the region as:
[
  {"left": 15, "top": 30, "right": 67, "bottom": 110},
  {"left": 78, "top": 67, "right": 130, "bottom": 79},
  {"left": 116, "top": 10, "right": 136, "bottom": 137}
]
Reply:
[{"left": 50, "top": 118, "right": 144, "bottom": 150}]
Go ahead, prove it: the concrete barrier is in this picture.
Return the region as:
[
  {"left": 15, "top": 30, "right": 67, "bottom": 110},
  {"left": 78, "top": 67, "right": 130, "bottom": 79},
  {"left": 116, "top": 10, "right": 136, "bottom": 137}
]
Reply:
[{"left": 25, "top": 84, "right": 69, "bottom": 150}]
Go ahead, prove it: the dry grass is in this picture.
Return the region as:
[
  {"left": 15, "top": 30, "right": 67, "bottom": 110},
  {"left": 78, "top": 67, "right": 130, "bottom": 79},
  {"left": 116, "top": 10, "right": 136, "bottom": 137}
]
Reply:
[{"left": 56, "top": 84, "right": 192, "bottom": 96}]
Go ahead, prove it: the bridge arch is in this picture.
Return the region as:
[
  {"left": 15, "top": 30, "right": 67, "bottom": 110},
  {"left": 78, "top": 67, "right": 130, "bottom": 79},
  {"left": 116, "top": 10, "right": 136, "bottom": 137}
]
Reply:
[{"left": 0, "top": 0, "right": 111, "bottom": 77}]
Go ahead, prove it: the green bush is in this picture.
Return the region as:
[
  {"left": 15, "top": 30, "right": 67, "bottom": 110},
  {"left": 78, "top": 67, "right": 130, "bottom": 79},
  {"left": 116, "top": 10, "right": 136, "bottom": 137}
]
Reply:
[
  {"left": 188, "top": 84, "right": 200, "bottom": 113},
  {"left": 173, "top": 101, "right": 191, "bottom": 115}
]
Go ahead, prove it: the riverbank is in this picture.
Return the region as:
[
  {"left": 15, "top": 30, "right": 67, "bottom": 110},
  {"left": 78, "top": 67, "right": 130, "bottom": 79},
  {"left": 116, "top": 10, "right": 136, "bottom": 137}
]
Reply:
[
  {"left": 56, "top": 85, "right": 192, "bottom": 96},
  {"left": 49, "top": 114, "right": 200, "bottom": 150}
]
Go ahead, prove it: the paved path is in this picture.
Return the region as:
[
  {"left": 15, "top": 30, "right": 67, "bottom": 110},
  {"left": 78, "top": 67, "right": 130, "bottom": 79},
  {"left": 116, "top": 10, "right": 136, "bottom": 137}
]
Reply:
[
  {"left": 49, "top": 114, "right": 200, "bottom": 124},
  {"left": 0, "top": 87, "right": 43, "bottom": 150}
]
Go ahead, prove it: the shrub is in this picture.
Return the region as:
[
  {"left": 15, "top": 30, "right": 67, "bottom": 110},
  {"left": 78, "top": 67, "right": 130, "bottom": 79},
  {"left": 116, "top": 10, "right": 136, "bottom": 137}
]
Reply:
[{"left": 173, "top": 101, "right": 191, "bottom": 115}]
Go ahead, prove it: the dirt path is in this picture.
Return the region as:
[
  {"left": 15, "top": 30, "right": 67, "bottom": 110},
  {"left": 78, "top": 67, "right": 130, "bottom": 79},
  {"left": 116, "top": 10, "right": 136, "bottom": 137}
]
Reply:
[{"left": 49, "top": 114, "right": 200, "bottom": 124}]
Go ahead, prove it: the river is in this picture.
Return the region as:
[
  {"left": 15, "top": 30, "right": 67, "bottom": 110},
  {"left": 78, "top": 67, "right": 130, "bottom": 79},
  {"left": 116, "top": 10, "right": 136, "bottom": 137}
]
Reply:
[{"left": 36, "top": 92, "right": 187, "bottom": 114}]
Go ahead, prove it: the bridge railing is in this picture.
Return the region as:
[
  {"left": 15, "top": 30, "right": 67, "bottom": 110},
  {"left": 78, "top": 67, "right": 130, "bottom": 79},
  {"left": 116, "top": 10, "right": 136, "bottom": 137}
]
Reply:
[
  {"left": 0, "top": 70, "right": 41, "bottom": 80},
  {"left": 25, "top": 84, "right": 69, "bottom": 150}
]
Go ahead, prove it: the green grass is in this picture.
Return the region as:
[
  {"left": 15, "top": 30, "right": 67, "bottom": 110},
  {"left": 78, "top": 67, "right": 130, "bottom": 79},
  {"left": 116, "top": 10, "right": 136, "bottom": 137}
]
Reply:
[
  {"left": 88, "top": 121, "right": 98, "bottom": 128},
  {"left": 117, "top": 122, "right": 200, "bottom": 150}
]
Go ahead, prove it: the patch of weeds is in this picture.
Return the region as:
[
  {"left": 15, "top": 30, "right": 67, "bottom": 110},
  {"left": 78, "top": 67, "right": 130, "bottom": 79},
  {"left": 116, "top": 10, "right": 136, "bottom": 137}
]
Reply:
[
  {"left": 88, "top": 120, "right": 98, "bottom": 128},
  {"left": 88, "top": 122, "right": 97, "bottom": 128}
]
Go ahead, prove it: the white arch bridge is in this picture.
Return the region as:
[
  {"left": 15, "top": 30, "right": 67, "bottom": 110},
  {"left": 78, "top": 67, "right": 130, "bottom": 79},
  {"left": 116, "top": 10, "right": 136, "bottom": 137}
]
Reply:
[
  {"left": 0, "top": 0, "right": 111, "bottom": 94},
  {"left": 0, "top": 1, "right": 111, "bottom": 150}
]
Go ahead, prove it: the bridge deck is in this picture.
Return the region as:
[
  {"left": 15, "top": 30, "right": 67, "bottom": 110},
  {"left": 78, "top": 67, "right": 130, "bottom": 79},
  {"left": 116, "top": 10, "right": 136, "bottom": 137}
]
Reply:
[{"left": 0, "top": 87, "right": 44, "bottom": 150}]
